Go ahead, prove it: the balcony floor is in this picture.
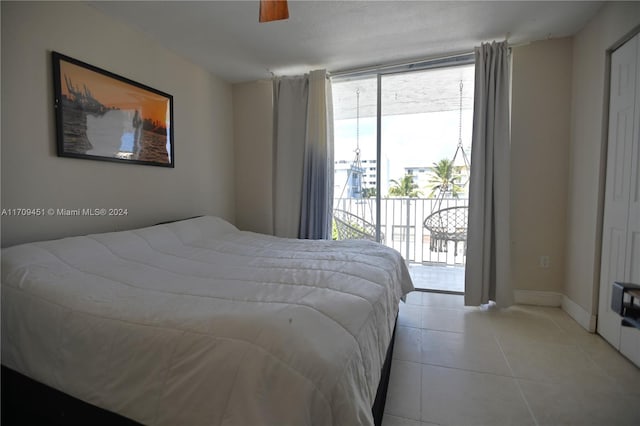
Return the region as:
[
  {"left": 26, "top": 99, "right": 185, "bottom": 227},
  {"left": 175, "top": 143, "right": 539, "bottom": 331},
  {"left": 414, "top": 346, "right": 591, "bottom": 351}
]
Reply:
[{"left": 408, "top": 263, "right": 464, "bottom": 293}]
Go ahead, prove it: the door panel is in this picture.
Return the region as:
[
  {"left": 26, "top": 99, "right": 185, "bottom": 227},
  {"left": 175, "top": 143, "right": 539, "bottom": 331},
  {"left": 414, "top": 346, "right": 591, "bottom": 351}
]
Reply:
[
  {"left": 619, "top": 35, "right": 640, "bottom": 365},
  {"left": 598, "top": 228, "right": 626, "bottom": 347},
  {"left": 597, "top": 34, "right": 638, "bottom": 352}
]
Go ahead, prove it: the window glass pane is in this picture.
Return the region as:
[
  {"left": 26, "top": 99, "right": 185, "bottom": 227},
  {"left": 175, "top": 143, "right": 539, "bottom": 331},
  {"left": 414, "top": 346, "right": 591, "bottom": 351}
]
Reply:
[
  {"left": 331, "top": 63, "right": 474, "bottom": 293},
  {"left": 332, "top": 76, "right": 378, "bottom": 241}
]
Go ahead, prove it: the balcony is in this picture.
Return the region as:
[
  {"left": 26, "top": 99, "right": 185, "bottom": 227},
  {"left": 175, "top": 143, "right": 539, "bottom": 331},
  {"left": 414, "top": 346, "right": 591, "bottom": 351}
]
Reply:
[{"left": 333, "top": 197, "right": 467, "bottom": 292}]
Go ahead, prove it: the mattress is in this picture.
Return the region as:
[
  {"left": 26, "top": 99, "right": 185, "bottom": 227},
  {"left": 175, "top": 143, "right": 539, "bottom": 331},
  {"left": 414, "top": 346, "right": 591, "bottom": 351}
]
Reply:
[{"left": 1, "top": 216, "right": 414, "bottom": 425}]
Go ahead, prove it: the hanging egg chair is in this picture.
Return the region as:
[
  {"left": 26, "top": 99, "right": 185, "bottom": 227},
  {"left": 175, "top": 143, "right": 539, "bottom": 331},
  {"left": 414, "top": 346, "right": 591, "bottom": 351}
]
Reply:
[
  {"left": 333, "top": 89, "right": 383, "bottom": 242},
  {"left": 423, "top": 81, "right": 470, "bottom": 258}
]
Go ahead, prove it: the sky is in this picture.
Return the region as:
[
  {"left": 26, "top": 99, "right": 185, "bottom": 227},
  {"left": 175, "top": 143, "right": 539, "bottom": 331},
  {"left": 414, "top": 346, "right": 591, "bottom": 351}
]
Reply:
[
  {"left": 333, "top": 64, "right": 474, "bottom": 190},
  {"left": 334, "top": 107, "right": 474, "bottom": 196},
  {"left": 335, "top": 109, "right": 473, "bottom": 181}
]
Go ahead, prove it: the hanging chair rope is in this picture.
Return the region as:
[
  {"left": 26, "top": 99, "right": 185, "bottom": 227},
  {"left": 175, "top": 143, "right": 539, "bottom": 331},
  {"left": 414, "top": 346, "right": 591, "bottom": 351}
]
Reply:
[
  {"left": 333, "top": 88, "right": 379, "bottom": 242},
  {"left": 431, "top": 80, "right": 471, "bottom": 214},
  {"left": 425, "top": 80, "right": 470, "bottom": 257}
]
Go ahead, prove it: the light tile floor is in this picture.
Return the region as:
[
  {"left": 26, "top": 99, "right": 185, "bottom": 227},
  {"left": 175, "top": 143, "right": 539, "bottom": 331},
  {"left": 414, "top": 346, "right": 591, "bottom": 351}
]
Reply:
[
  {"left": 408, "top": 264, "right": 464, "bottom": 293},
  {"left": 383, "top": 292, "right": 640, "bottom": 426}
]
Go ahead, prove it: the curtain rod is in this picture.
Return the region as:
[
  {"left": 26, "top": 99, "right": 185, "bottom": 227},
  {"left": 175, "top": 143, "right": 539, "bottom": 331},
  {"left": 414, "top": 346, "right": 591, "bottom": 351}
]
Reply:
[{"left": 329, "top": 50, "right": 475, "bottom": 78}]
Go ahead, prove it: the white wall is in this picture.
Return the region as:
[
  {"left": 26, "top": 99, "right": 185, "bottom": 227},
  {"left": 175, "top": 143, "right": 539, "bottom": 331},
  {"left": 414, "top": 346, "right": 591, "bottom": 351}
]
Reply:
[
  {"left": 511, "top": 38, "right": 573, "bottom": 299},
  {"left": 564, "top": 2, "right": 640, "bottom": 320},
  {"left": 228, "top": 4, "right": 639, "bottom": 327},
  {"left": 1, "top": 1, "right": 235, "bottom": 247},
  {"left": 234, "top": 40, "right": 576, "bottom": 301}
]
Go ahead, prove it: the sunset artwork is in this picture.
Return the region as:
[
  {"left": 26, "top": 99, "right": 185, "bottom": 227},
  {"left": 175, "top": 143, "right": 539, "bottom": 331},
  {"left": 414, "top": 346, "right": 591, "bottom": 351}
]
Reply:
[{"left": 53, "top": 52, "right": 174, "bottom": 167}]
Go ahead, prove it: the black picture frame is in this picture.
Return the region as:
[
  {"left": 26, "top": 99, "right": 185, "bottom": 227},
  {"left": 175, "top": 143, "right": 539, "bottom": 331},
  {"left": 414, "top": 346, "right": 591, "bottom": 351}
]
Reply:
[{"left": 52, "top": 52, "right": 174, "bottom": 167}]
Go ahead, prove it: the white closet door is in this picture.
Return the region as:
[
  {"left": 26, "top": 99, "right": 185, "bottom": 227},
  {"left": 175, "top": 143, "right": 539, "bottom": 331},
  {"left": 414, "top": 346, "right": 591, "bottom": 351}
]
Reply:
[
  {"left": 597, "top": 34, "right": 639, "bottom": 355},
  {"left": 619, "top": 35, "right": 640, "bottom": 366}
]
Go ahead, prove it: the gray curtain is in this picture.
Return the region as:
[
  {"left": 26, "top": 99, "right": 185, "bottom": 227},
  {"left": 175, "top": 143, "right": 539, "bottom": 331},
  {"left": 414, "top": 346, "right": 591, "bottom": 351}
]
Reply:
[
  {"left": 464, "top": 41, "right": 513, "bottom": 308},
  {"left": 272, "top": 70, "right": 334, "bottom": 239},
  {"left": 272, "top": 76, "right": 308, "bottom": 238},
  {"left": 299, "top": 70, "right": 334, "bottom": 239}
]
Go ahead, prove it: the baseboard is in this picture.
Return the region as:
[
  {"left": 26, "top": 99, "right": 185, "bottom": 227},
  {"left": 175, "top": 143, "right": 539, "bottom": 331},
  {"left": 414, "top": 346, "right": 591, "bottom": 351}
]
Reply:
[
  {"left": 561, "top": 295, "right": 597, "bottom": 332},
  {"left": 513, "top": 291, "right": 597, "bottom": 333},
  {"left": 513, "top": 290, "right": 562, "bottom": 307}
]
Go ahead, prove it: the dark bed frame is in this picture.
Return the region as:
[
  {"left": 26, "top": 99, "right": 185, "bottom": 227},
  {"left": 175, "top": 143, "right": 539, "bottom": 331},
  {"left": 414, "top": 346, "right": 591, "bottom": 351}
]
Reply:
[{"left": 1, "top": 318, "right": 397, "bottom": 426}]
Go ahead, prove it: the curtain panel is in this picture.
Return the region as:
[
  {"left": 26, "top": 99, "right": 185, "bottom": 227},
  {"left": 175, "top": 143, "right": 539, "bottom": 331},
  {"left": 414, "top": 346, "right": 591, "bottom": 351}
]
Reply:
[
  {"left": 465, "top": 41, "right": 513, "bottom": 308},
  {"left": 272, "top": 70, "right": 334, "bottom": 239},
  {"left": 300, "top": 70, "right": 334, "bottom": 239},
  {"left": 272, "top": 76, "right": 308, "bottom": 238}
]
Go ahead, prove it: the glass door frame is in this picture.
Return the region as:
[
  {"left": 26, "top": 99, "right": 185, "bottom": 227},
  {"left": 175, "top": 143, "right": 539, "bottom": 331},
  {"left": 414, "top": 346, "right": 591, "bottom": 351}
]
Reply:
[{"left": 341, "top": 54, "right": 476, "bottom": 242}]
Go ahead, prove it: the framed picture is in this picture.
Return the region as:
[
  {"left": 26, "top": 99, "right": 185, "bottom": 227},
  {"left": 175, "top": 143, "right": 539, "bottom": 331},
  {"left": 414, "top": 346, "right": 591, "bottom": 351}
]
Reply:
[{"left": 52, "top": 52, "right": 174, "bottom": 167}]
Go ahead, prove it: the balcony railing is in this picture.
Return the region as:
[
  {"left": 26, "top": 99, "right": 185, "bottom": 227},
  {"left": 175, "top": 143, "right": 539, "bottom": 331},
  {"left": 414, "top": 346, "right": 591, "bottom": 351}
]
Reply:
[{"left": 333, "top": 197, "right": 468, "bottom": 266}]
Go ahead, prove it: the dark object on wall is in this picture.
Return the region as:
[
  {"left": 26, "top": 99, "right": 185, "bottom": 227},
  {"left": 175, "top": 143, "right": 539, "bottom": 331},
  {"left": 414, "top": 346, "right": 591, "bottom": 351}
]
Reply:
[
  {"left": 611, "top": 281, "right": 640, "bottom": 329},
  {"left": 154, "top": 215, "right": 203, "bottom": 226},
  {"left": 52, "top": 51, "right": 174, "bottom": 167}
]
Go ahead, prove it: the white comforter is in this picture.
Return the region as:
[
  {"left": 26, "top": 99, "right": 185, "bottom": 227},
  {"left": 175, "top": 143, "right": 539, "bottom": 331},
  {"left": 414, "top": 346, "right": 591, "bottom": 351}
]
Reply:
[{"left": 1, "top": 216, "right": 414, "bottom": 426}]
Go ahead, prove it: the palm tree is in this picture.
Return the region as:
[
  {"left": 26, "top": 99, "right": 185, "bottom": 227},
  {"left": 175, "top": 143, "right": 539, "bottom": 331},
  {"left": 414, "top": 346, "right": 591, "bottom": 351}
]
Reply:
[
  {"left": 388, "top": 174, "right": 422, "bottom": 197},
  {"left": 362, "top": 187, "right": 377, "bottom": 198},
  {"left": 427, "top": 158, "right": 464, "bottom": 198}
]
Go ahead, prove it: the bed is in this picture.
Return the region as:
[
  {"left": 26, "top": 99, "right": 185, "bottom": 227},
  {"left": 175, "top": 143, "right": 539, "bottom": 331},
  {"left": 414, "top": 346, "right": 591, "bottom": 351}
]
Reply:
[{"left": 1, "top": 216, "right": 414, "bottom": 425}]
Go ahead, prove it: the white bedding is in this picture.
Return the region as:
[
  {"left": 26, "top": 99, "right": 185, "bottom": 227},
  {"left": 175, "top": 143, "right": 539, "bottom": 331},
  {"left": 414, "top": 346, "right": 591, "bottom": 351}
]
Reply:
[{"left": 1, "top": 216, "right": 414, "bottom": 426}]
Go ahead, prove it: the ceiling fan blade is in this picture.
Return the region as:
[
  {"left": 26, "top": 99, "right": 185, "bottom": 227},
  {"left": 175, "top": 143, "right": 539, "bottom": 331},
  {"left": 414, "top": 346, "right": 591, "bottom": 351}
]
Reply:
[{"left": 259, "top": 0, "right": 289, "bottom": 23}]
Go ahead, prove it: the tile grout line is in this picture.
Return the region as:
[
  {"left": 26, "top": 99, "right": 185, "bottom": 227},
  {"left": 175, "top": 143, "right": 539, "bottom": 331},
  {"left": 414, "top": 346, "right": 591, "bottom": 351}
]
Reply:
[
  {"left": 417, "top": 359, "right": 522, "bottom": 380},
  {"left": 574, "top": 338, "right": 623, "bottom": 391},
  {"left": 420, "top": 345, "right": 424, "bottom": 424},
  {"left": 518, "top": 308, "right": 625, "bottom": 391},
  {"left": 383, "top": 413, "right": 424, "bottom": 425},
  {"left": 495, "top": 334, "right": 539, "bottom": 426},
  {"left": 419, "top": 321, "right": 424, "bottom": 425}
]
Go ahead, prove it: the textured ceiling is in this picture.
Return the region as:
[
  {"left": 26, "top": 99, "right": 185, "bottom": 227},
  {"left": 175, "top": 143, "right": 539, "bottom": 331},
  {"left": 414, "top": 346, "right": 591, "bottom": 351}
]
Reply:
[{"left": 90, "top": 1, "right": 603, "bottom": 83}]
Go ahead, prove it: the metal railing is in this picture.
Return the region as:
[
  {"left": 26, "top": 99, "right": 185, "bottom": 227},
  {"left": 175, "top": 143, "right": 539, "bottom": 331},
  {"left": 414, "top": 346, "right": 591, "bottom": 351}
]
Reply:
[{"left": 333, "top": 197, "right": 468, "bottom": 265}]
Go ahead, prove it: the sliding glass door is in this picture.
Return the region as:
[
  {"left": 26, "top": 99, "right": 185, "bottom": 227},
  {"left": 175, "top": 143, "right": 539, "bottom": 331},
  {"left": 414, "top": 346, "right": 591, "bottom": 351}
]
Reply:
[
  {"left": 332, "top": 76, "right": 379, "bottom": 241},
  {"left": 332, "top": 59, "right": 474, "bottom": 293}
]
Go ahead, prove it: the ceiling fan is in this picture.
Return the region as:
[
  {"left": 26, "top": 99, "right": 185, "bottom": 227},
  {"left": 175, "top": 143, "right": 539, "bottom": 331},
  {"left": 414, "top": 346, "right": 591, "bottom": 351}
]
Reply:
[{"left": 259, "top": 0, "right": 289, "bottom": 23}]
